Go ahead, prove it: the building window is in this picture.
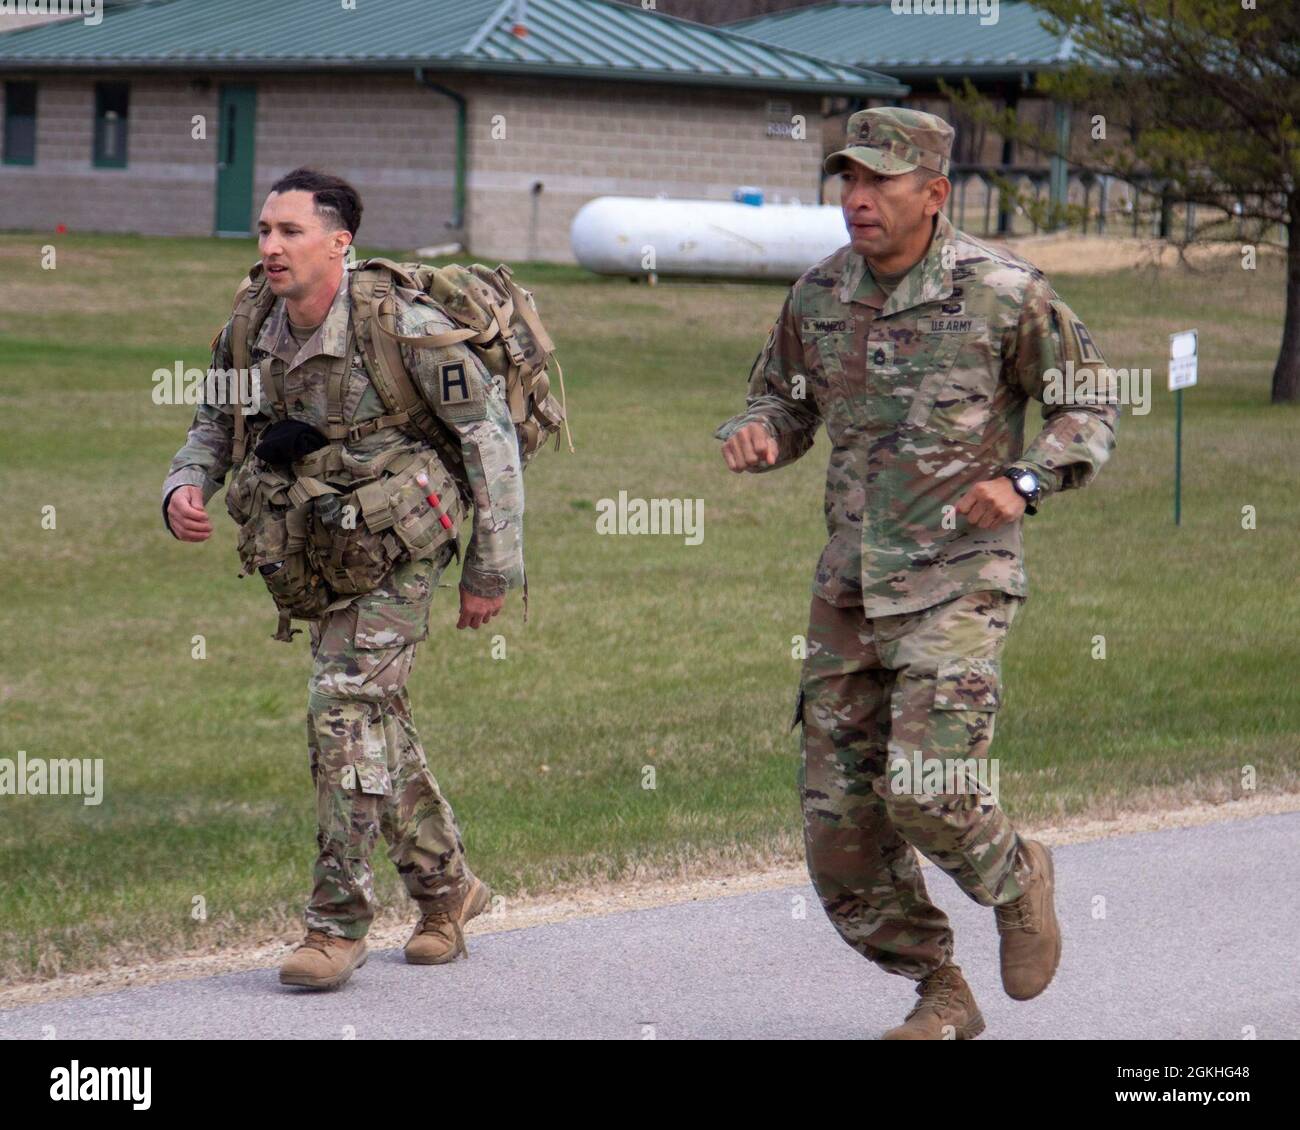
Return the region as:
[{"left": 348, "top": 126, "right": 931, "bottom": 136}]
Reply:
[
  {"left": 3, "top": 81, "right": 37, "bottom": 166},
  {"left": 93, "top": 82, "right": 129, "bottom": 168}
]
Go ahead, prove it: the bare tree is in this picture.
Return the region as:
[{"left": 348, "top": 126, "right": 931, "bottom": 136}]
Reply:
[{"left": 949, "top": 0, "right": 1299, "bottom": 403}]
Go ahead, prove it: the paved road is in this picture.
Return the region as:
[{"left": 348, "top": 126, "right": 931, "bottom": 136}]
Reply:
[{"left": 2, "top": 813, "right": 1296, "bottom": 1039}]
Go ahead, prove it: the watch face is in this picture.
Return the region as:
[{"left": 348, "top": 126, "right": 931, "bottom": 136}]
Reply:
[{"left": 1015, "top": 471, "right": 1038, "bottom": 494}]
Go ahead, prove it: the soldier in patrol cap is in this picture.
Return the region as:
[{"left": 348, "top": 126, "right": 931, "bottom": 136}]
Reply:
[
  {"left": 163, "top": 169, "right": 523, "bottom": 989},
  {"left": 717, "top": 108, "right": 1118, "bottom": 1038}
]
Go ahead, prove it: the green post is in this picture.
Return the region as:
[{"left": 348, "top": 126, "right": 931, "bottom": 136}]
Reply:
[
  {"left": 1174, "top": 388, "right": 1183, "bottom": 526},
  {"left": 453, "top": 97, "right": 467, "bottom": 229}
]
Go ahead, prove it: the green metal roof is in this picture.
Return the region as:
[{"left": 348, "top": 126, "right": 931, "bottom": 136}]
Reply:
[
  {"left": 731, "top": 0, "right": 1074, "bottom": 80},
  {"left": 0, "top": 0, "right": 906, "bottom": 95}
]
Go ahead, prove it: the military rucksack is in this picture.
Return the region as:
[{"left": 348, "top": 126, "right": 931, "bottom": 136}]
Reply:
[
  {"left": 227, "top": 256, "right": 571, "bottom": 477},
  {"left": 221, "top": 258, "right": 570, "bottom": 641}
]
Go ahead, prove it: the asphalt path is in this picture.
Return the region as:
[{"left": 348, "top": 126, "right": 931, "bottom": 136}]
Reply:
[{"left": 2, "top": 813, "right": 1295, "bottom": 1040}]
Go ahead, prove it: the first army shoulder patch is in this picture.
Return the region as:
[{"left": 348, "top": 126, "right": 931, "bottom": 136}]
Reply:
[
  {"left": 1050, "top": 299, "right": 1105, "bottom": 366},
  {"left": 436, "top": 357, "right": 487, "bottom": 423}
]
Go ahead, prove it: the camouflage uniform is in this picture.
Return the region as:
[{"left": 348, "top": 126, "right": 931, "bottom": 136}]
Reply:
[
  {"left": 162, "top": 267, "right": 524, "bottom": 939},
  {"left": 716, "top": 108, "right": 1118, "bottom": 979}
]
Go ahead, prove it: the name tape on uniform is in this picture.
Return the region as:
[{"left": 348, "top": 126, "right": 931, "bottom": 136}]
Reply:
[{"left": 802, "top": 317, "right": 850, "bottom": 335}]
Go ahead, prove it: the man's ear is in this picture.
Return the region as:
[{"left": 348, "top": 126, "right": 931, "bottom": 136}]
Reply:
[
  {"left": 926, "top": 175, "right": 952, "bottom": 216},
  {"left": 334, "top": 231, "right": 353, "bottom": 259}
]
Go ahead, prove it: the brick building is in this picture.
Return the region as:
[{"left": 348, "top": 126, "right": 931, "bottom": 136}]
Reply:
[{"left": 0, "top": 0, "right": 902, "bottom": 259}]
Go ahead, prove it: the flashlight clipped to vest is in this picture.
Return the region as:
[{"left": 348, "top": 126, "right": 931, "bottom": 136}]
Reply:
[{"left": 415, "top": 472, "right": 455, "bottom": 532}]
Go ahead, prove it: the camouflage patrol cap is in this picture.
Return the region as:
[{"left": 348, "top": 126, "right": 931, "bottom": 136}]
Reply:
[{"left": 824, "top": 107, "right": 954, "bottom": 177}]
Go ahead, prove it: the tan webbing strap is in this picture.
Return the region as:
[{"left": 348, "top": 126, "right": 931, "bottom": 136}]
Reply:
[
  {"left": 293, "top": 443, "right": 345, "bottom": 480},
  {"left": 264, "top": 355, "right": 286, "bottom": 416},
  {"left": 355, "top": 256, "right": 419, "bottom": 289},
  {"left": 382, "top": 451, "right": 418, "bottom": 478},
  {"left": 507, "top": 373, "right": 527, "bottom": 425},
  {"left": 347, "top": 411, "right": 412, "bottom": 443},
  {"left": 229, "top": 282, "right": 254, "bottom": 465},
  {"left": 353, "top": 271, "right": 458, "bottom": 448},
  {"left": 361, "top": 271, "right": 444, "bottom": 434},
  {"left": 377, "top": 322, "right": 485, "bottom": 349},
  {"left": 347, "top": 266, "right": 469, "bottom": 498},
  {"left": 323, "top": 324, "right": 354, "bottom": 442},
  {"left": 232, "top": 386, "right": 247, "bottom": 465},
  {"left": 506, "top": 279, "right": 556, "bottom": 355},
  {"left": 491, "top": 299, "right": 523, "bottom": 365},
  {"left": 380, "top": 338, "right": 469, "bottom": 492},
  {"left": 228, "top": 264, "right": 277, "bottom": 465},
  {"left": 550, "top": 356, "right": 575, "bottom": 452},
  {"left": 286, "top": 476, "right": 340, "bottom": 508},
  {"left": 495, "top": 270, "right": 573, "bottom": 452}
]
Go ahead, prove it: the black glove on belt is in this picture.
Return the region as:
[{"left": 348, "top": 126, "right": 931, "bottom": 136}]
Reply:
[{"left": 254, "top": 419, "right": 328, "bottom": 468}]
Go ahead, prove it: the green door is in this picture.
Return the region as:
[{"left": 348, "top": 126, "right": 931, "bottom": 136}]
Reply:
[{"left": 215, "top": 85, "right": 257, "bottom": 236}]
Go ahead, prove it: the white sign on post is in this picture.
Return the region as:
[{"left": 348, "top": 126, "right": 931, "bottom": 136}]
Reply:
[{"left": 1169, "top": 330, "right": 1198, "bottom": 391}]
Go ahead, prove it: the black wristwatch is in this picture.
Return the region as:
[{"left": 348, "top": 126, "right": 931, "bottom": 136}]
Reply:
[{"left": 1002, "top": 466, "right": 1042, "bottom": 516}]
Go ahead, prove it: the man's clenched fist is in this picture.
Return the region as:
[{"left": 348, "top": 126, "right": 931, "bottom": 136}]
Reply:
[
  {"left": 721, "top": 422, "right": 778, "bottom": 473},
  {"left": 167, "top": 485, "right": 213, "bottom": 542},
  {"left": 956, "top": 477, "right": 1026, "bottom": 529}
]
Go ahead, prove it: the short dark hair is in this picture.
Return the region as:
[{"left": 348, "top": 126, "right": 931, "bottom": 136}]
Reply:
[{"left": 268, "top": 167, "right": 363, "bottom": 237}]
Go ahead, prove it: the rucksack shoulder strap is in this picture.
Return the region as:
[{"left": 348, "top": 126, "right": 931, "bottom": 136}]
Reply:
[
  {"left": 228, "top": 262, "right": 277, "bottom": 465},
  {"left": 354, "top": 256, "right": 420, "bottom": 289},
  {"left": 349, "top": 266, "right": 469, "bottom": 487},
  {"left": 349, "top": 267, "right": 424, "bottom": 420}
]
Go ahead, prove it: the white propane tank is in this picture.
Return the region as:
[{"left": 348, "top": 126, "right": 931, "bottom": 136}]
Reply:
[{"left": 570, "top": 196, "right": 849, "bottom": 280}]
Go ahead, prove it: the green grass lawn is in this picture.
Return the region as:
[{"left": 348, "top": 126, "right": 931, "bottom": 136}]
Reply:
[{"left": 0, "top": 232, "right": 1295, "bottom": 981}]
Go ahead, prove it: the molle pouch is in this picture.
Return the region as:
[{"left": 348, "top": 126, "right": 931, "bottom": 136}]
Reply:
[
  {"left": 253, "top": 514, "right": 332, "bottom": 620},
  {"left": 305, "top": 482, "right": 401, "bottom": 597},
  {"left": 363, "top": 452, "right": 465, "bottom": 566},
  {"left": 224, "top": 455, "right": 260, "bottom": 528},
  {"left": 233, "top": 467, "right": 332, "bottom": 620},
  {"left": 298, "top": 452, "right": 464, "bottom": 596}
]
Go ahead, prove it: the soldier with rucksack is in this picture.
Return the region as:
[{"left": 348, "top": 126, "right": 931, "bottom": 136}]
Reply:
[{"left": 161, "top": 168, "right": 566, "bottom": 990}]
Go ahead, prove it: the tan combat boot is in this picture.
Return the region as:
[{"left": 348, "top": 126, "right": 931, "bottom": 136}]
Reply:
[
  {"left": 405, "top": 873, "right": 492, "bottom": 965},
  {"left": 995, "top": 838, "right": 1062, "bottom": 1000},
  {"left": 279, "top": 930, "right": 367, "bottom": 990},
  {"left": 882, "top": 963, "right": 985, "bottom": 1040}
]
